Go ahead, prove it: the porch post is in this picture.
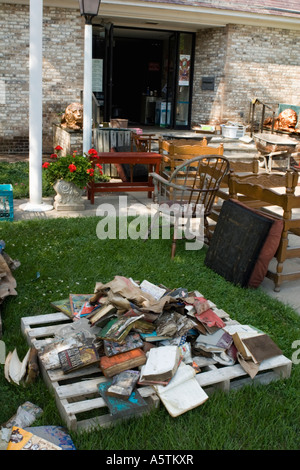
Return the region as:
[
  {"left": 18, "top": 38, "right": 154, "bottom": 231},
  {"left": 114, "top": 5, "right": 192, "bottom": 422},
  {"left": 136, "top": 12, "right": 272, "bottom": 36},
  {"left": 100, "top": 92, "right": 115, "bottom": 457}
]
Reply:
[
  {"left": 21, "top": 0, "right": 53, "bottom": 212},
  {"left": 83, "top": 22, "right": 93, "bottom": 154}
]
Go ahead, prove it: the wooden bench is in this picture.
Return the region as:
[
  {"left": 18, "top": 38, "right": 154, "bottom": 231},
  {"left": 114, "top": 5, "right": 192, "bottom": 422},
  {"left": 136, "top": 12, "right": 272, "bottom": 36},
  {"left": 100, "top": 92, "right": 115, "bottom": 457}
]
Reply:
[
  {"left": 87, "top": 152, "right": 162, "bottom": 204},
  {"left": 227, "top": 168, "right": 300, "bottom": 291}
]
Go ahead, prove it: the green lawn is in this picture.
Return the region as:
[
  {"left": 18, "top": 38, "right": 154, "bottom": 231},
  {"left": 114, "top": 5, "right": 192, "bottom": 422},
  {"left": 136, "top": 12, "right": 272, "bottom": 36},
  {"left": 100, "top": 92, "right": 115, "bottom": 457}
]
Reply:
[
  {"left": 0, "top": 161, "right": 54, "bottom": 199},
  {"left": 0, "top": 216, "right": 299, "bottom": 450}
]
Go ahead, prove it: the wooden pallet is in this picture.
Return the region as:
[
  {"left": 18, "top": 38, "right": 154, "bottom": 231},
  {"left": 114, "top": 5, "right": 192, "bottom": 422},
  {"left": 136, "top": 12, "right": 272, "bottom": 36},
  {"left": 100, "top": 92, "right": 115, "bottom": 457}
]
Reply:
[
  {"left": 21, "top": 312, "right": 292, "bottom": 432},
  {"left": 21, "top": 313, "right": 159, "bottom": 432},
  {"left": 194, "top": 355, "right": 292, "bottom": 393}
]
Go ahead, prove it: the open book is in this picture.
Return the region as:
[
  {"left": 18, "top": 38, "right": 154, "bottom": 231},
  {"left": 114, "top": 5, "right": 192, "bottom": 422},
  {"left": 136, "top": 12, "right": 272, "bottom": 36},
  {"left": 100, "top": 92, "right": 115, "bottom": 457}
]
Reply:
[{"left": 153, "top": 363, "right": 208, "bottom": 417}]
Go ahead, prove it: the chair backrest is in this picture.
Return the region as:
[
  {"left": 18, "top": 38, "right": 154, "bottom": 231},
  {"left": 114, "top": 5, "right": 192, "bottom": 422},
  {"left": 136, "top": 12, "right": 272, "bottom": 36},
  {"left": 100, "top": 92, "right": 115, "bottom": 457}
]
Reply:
[
  {"left": 159, "top": 140, "right": 224, "bottom": 176},
  {"left": 228, "top": 168, "right": 299, "bottom": 209},
  {"left": 132, "top": 133, "right": 155, "bottom": 152},
  {"left": 159, "top": 137, "right": 208, "bottom": 153},
  {"left": 158, "top": 155, "right": 230, "bottom": 216}
]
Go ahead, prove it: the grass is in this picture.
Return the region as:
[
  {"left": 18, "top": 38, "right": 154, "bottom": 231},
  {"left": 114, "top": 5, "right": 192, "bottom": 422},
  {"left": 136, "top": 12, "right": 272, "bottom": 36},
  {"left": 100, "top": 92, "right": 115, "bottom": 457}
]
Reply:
[
  {"left": 0, "top": 161, "right": 54, "bottom": 199},
  {"left": 0, "top": 216, "right": 299, "bottom": 451}
]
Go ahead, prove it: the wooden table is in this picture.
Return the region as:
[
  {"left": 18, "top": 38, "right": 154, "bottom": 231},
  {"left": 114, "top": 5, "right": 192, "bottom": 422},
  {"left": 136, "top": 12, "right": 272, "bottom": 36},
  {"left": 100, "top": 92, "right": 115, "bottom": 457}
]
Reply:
[{"left": 87, "top": 152, "right": 162, "bottom": 204}]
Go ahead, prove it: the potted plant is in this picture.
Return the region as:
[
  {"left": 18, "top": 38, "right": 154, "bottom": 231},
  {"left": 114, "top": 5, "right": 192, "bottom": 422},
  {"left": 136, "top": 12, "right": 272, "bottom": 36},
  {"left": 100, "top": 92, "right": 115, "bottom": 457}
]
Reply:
[{"left": 42, "top": 146, "right": 106, "bottom": 210}]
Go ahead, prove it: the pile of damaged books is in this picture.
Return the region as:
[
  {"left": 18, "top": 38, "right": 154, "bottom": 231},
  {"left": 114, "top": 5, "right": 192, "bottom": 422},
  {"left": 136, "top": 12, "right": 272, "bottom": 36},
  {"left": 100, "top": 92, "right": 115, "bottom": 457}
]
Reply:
[{"left": 44, "top": 275, "right": 283, "bottom": 418}]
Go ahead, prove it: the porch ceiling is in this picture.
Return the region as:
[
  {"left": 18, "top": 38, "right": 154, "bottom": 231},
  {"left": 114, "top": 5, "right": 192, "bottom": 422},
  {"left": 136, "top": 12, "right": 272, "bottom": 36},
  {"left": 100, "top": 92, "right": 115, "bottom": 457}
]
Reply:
[{"left": 1, "top": 0, "right": 300, "bottom": 31}]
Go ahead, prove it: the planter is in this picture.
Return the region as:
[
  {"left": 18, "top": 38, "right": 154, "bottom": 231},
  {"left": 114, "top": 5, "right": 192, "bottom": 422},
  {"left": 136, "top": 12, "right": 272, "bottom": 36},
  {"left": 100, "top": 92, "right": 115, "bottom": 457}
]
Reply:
[{"left": 53, "top": 179, "right": 85, "bottom": 211}]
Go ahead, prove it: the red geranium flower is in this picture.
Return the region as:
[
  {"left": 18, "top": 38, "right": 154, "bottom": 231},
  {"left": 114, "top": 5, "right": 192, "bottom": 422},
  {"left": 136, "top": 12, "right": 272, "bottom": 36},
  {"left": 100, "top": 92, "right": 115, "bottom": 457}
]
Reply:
[
  {"left": 87, "top": 168, "right": 94, "bottom": 176},
  {"left": 50, "top": 153, "right": 58, "bottom": 159},
  {"left": 55, "top": 145, "right": 63, "bottom": 151},
  {"left": 68, "top": 163, "right": 77, "bottom": 172},
  {"left": 42, "top": 162, "right": 50, "bottom": 168},
  {"left": 96, "top": 163, "right": 103, "bottom": 174},
  {"left": 88, "top": 148, "right": 99, "bottom": 159}
]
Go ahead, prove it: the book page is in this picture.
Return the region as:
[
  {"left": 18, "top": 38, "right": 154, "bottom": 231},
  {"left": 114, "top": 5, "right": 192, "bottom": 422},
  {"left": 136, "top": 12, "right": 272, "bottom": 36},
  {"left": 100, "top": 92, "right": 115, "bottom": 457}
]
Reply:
[
  {"left": 153, "top": 363, "right": 196, "bottom": 394},
  {"left": 154, "top": 364, "right": 208, "bottom": 417},
  {"left": 140, "top": 280, "right": 166, "bottom": 300}
]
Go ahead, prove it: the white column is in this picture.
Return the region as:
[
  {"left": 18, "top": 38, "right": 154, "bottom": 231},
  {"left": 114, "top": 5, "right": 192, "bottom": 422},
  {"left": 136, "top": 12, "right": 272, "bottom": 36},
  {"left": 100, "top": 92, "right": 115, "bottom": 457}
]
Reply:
[
  {"left": 83, "top": 23, "right": 93, "bottom": 154},
  {"left": 21, "top": 0, "right": 52, "bottom": 212}
]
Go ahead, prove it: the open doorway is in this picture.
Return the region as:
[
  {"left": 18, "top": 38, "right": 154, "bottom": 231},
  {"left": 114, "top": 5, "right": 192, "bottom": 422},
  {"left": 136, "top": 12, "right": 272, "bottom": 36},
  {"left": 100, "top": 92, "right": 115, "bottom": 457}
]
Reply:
[
  {"left": 92, "top": 26, "right": 194, "bottom": 129},
  {"left": 111, "top": 28, "right": 171, "bottom": 128}
]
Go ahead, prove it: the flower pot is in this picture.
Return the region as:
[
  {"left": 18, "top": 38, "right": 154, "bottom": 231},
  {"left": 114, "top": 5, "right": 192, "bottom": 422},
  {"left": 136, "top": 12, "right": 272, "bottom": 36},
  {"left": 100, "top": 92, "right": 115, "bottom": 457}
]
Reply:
[{"left": 53, "top": 179, "right": 85, "bottom": 211}]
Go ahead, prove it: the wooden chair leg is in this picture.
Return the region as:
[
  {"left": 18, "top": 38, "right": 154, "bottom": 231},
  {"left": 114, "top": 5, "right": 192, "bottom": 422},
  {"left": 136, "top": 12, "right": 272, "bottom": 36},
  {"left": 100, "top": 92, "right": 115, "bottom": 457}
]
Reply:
[
  {"left": 171, "top": 233, "right": 177, "bottom": 259},
  {"left": 144, "top": 211, "right": 159, "bottom": 241},
  {"left": 171, "top": 216, "right": 179, "bottom": 258}
]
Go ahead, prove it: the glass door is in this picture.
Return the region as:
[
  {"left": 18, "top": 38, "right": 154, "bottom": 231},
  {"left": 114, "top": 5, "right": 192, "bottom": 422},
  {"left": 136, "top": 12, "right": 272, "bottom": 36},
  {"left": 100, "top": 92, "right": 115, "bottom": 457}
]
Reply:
[
  {"left": 163, "top": 33, "right": 176, "bottom": 128},
  {"left": 103, "top": 23, "right": 114, "bottom": 122},
  {"left": 92, "top": 24, "right": 114, "bottom": 123},
  {"left": 161, "top": 31, "right": 194, "bottom": 129},
  {"left": 174, "top": 33, "right": 194, "bottom": 128}
]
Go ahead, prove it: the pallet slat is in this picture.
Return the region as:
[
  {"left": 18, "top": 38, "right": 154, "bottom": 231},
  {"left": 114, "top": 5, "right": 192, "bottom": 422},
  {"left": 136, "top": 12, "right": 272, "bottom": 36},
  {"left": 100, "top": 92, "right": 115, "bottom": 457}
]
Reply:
[
  {"left": 196, "top": 354, "right": 292, "bottom": 392},
  {"left": 21, "top": 312, "right": 292, "bottom": 432}
]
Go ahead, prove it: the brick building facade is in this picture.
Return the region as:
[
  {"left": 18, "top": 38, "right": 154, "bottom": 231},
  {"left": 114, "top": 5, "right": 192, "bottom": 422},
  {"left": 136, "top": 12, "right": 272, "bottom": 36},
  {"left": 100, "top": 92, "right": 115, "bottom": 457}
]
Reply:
[
  {"left": 1, "top": 1, "right": 300, "bottom": 154},
  {"left": 193, "top": 24, "right": 300, "bottom": 125}
]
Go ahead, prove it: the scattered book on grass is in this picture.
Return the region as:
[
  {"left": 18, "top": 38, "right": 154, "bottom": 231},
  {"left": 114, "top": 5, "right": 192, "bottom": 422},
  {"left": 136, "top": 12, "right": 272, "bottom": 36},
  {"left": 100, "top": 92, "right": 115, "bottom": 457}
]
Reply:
[
  {"left": 7, "top": 426, "right": 62, "bottom": 450},
  {"left": 24, "top": 426, "right": 76, "bottom": 450},
  {"left": 4, "top": 348, "right": 31, "bottom": 385}
]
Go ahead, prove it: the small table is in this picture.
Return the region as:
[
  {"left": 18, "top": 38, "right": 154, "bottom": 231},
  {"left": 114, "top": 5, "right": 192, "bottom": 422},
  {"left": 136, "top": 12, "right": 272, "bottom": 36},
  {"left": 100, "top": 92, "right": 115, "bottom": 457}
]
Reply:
[
  {"left": 87, "top": 152, "right": 162, "bottom": 204},
  {"left": 253, "top": 133, "right": 299, "bottom": 172}
]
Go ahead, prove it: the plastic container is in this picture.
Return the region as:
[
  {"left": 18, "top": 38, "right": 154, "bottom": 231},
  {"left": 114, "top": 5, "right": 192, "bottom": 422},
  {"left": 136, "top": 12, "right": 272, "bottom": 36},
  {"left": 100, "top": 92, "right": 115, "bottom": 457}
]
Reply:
[
  {"left": 221, "top": 124, "right": 245, "bottom": 139},
  {"left": 0, "top": 184, "right": 13, "bottom": 221}
]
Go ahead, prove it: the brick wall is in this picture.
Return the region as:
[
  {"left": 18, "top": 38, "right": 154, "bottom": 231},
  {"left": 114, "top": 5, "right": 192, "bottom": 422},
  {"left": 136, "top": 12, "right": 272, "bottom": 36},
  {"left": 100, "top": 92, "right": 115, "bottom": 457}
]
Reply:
[
  {"left": 53, "top": 124, "right": 83, "bottom": 156},
  {"left": 0, "top": 3, "right": 84, "bottom": 154},
  {"left": 192, "top": 24, "right": 300, "bottom": 126},
  {"left": 1, "top": 3, "right": 300, "bottom": 153}
]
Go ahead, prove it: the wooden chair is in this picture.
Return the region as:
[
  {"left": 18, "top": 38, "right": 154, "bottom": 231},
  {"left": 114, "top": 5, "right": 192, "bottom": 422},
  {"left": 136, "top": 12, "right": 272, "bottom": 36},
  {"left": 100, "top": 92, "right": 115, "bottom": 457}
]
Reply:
[
  {"left": 132, "top": 133, "right": 155, "bottom": 152},
  {"left": 209, "top": 158, "right": 261, "bottom": 228},
  {"left": 228, "top": 168, "right": 300, "bottom": 291},
  {"left": 144, "top": 155, "right": 230, "bottom": 258},
  {"left": 158, "top": 138, "right": 223, "bottom": 178}
]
